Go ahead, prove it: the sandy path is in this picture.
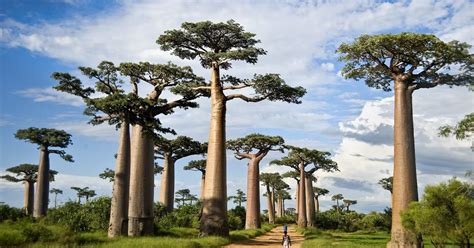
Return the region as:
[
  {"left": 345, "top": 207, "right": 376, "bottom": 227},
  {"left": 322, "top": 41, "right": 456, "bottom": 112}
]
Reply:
[{"left": 224, "top": 225, "right": 304, "bottom": 248}]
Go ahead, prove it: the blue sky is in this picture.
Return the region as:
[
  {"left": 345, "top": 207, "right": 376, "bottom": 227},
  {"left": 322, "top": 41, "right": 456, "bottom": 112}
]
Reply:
[{"left": 1, "top": 0, "right": 473, "bottom": 212}]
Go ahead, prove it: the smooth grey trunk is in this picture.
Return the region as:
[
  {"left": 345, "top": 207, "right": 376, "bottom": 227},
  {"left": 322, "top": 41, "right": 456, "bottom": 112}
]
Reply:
[
  {"left": 200, "top": 174, "right": 205, "bottom": 201},
  {"left": 33, "top": 146, "right": 49, "bottom": 218},
  {"left": 305, "top": 177, "right": 315, "bottom": 227},
  {"left": 200, "top": 63, "right": 229, "bottom": 237},
  {"left": 108, "top": 121, "right": 131, "bottom": 238},
  {"left": 297, "top": 163, "right": 307, "bottom": 227},
  {"left": 128, "top": 124, "right": 155, "bottom": 236},
  {"left": 24, "top": 181, "right": 34, "bottom": 215},
  {"left": 245, "top": 158, "right": 261, "bottom": 229},
  {"left": 276, "top": 196, "right": 283, "bottom": 218},
  {"left": 387, "top": 81, "right": 421, "bottom": 248},
  {"left": 159, "top": 154, "right": 175, "bottom": 212},
  {"left": 315, "top": 196, "right": 320, "bottom": 213},
  {"left": 266, "top": 185, "right": 275, "bottom": 224},
  {"left": 282, "top": 199, "right": 285, "bottom": 217},
  {"left": 53, "top": 193, "right": 58, "bottom": 208},
  {"left": 271, "top": 189, "right": 276, "bottom": 219},
  {"left": 295, "top": 183, "right": 299, "bottom": 218}
]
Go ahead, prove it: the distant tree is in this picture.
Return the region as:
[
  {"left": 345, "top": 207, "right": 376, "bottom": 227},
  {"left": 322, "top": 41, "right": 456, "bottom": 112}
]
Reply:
[
  {"left": 49, "top": 188, "right": 63, "bottom": 208},
  {"left": 1, "top": 164, "right": 57, "bottom": 214},
  {"left": 15, "top": 128, "right": 72, "bottom": 218},
  {"left": 227, "top": 133, "right": 284, "bottom": 229},
  {"left": 331, "top": 194, "right": 344, "bottom": 212},
  {"left": 158, "top": 20, "right": 306, "bottom": 237},
  {"left": 402, "top": 178, "right": 473, "bottom": 248},
  {"left": 338, "top": 33, "right": 473, "bottom": 247},
  {"left": 84, "top": 189, "right": 96, "bottom": 202},
  {"left": 183, "top": 160, "right": 206, "bottom": 200},
  {"left": 260, "top": 172, "right": 280, "bottom": 224},
  {"left": 99, "top": 168, "right": 115, "bottom": 182},
  {"left": 228, "top": 189, "right": 247, "bottom": 208},
  {"left": 272, "top": 177, "right": 290, "bottom": 218},
  {"left": 155, "top": 136, "right": 207, "bottom": 212},
  {"left": 71, "top": 187, "right": 88, "bottom": 204},
  {"left": 282, "top": 171, "right": 300, "bottom": 216},
  {"left": 175, "top": 189, "right": 191, "bottom": 207},
  {"left": 313, "top": 187, "right": 329, "bottom": 213},
  {"left": 379, "top": 176, "right": 393, "bottom": 194},
  {"left": 187, "top": 194, "right": 199, "bottom": 205},
  {"left": 343, "top": 199, "right": 357, "bottom": 211}
]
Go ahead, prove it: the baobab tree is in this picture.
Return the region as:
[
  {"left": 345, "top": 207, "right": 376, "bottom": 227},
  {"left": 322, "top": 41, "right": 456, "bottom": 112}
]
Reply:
[
  {"left": 155, "top": 136, "right": 207, "bottom": 212},
  {"left": 187, "top": 194, "right": 198, "bottom": 205},
  {"left": 379, "top": 176, "right": 393, "bottom": 194},
  {"left": 119, "top": 62, "right": 207, "bottom": 236},
  {"left": 271, "top": 146, "right": 338, "bottom": 227},
  {"left": 15, "top": 128, "right": 73, "bottom": 218},
  {"left": 280, "top": 190, "right": 291, "bottom": 217},
  {"left": 84, "top": 189, "right": 96, "bottom": 202},
  {"left": 228, "top": 189, "right": 247, "bottom": 208},
  {"left": 71, "top": 187, "right": 88, "bottom": 204},
  {"left": 49, "top": 188, "right": 63, "bottom": 208},
  {"left": 338, "top": 33, "right": 472, "bottom": 247},
  {"left": 227, "top": 134, "right": 284, "bottom": 229},
  {"left": 260, "top": 172, "right": 280, "bottom": 224},
  {"left": 343, "top": 199, "right": 357, "bottom": 211},
  {"left": 313, "top": 187, "right": 329, "bottom": 213},
  {"left": 282, "top": 171, "right": 300, "bottom": 217},
  {"left": 183, "top": 160, "right": 206, "bottom": 200},
  {"left": 272, "top": 178, "right": 290, "bottom": 219},
  {"left": 1, "top": 164, "right": 57, "bottom": 214},
  {"left": 99, "top": 166, "right": 163, "bottom": 182},
  {"left": 331, "top": 194, "right": 344, "bottom": 212},
  {"left": 175, "top": 189, "right": 191, "bottom": 207},
  {"left": 158, "top": 20, "right": 306, "bottom": 237},
  {"left": 304, "top": 173, "right": 317, "bottom": 227},
  {"left": 275, "top": 188, "right": 291, "bottom": 218}
]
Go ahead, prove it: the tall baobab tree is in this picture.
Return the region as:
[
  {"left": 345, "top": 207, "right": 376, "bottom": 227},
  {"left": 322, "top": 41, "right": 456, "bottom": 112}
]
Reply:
[
  {"left": 271, "top": 146, "right": 338, "bottom": 227},
  {"left": 158, "top": 20, "right": 306, "bottom": 237},
  {"left": 84, "top": 189, "right": 96, "bottom": 202},
  {"left": 338, "top": 33, "right": 472, "bottom": 247},
  {"left": 175, "top": 189, "right": 191, "bottom": 207},
  {"left": 272, "top": 178, "right": 290, "bottom": 218},
  {"left": 282, "top": 171, "right": 300, "bottom": 218},
  {"left": 227, "top": 134, "right": 284, "bottom": 229},
  {"left": 228, "top": 189, "right": 247, "bottom": 208},
  {"left": 280, "top": 190, "right": 291, "bottom": 217},
  {"left": 379, "top": 176, "right": 393, "bottom": 194},
  {"left": 304, "top": 173, "right": 317, "bottom": 227},
  {"left": 343, "top": 199, "right": 357, "bottom": 211},
  {"left": 260, "top": 172, "right": 280, "bottom": 224},
  {"left": 119, "top": 62, "right": 207, "bottom": 236},
  {"left": 331, "top": 194, "right": 344, "bottom": 212},
  {"left": 1, "top": 164, "right": 57, "bottom": 214},
  {"left": 155, "top": 136, "right": 207, "bottom": 212},
  {"left": 313, "top": 187, "right": 329, "bottom": 213},
  {"left": 49, "top": 188, "right": 63, "bottom": 208},
  {"left": 275, "top": 188, "right": 291, "bottom": 218},
  {"left": 15, "top": 128, "right": 73, "bottom": 217},
  {"left": 184, "top": 160, "right": 206, "bottom": 200},
  {"left": 71, "top": 186, "right": 89, "bottom": 204}
]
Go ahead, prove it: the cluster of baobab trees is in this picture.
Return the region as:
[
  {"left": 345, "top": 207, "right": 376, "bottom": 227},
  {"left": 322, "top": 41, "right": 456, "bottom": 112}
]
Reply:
[{"left": 5, "top": 19, "right": 472, "bottom": 248}]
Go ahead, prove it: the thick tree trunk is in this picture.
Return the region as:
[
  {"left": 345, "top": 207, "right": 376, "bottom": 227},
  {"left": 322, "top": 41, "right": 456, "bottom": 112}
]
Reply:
[
  {"left": 200, "top": 174, "right": 205, "bottom": 201},
  {"left": 271, "top": 189, "right": 276, "bottom": 219},
  {"left": 266, "top": 185, "right": 275, "bottom": 224},
  {"left": 33, "top": 146, "right": 49, "bottom": 218},
  {"left": 315, "top": 196, "right": 320, "bottom": 213},
  {"left": 277, "top": 196, "right": 283, "bottom": 218},
  {"left": 108, "top": 121, "right": 131, "bottom": 238},
  {"left": 282, "top": 199, "right": 285, "bottom": 217},
  {"left": 306, "top": 177, "right": 315, "bottom": 227},
  {"left": 387, "top": 81, "right": 421, "bottom": 248},
  {"left": 24, "top": 181, "right": 34, "bottom": 215},
  {"left": 295, "top": 182, "right": 299, "bottom": 218},
  {"left": 297, "top": 163, "right": 307, "bottom": 227},
  {"left": 128, "top": 124, "right": 155, "bottom": 236},
  {"left": 159, "top": 154, "right": 175, "bottom": 212},
  {"left": 245, "top": 158, "right": 261, "bottom": 229},
  {"left": 200, "top": 63, "right": 229, "bottom": 237}
]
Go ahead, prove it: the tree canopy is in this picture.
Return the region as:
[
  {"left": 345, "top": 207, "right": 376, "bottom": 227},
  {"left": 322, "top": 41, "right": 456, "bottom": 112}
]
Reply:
[
  {"left": 313, "top": 187, "right": 330, "bottom": 197},
  {"left": 183, "top": 160, "right": 206, "bottom": 174},
  {"left": 154, "top": 136, "right": 207, "bottom": 160},
  {"left": 15, "top": 128, "right": 73, "bottom": 162},
  {"left": 439, "top": 113, "right": 474, "bottom": 140},
  {"left": 1, "top": 164, "right": 58, "bottom": 183},
  {"left": 378, "top": 176, "right": 393, "bottom": 194},
  {"left": 337, "top": 33, "right": 473, "bottom": 91},
  {"left": 227, "top": 134, "right": 284, "bottom": 159},
  {"left": 271, "top": 146, "right": 338, "bottom": 174}
]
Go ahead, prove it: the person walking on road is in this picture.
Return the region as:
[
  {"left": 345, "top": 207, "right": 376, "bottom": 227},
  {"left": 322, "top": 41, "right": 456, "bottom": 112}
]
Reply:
[{"left": 282, "top": 230, "right": 291, "bottom": 248}]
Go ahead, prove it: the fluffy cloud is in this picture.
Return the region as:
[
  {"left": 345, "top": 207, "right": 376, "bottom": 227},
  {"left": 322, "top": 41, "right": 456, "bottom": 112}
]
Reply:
[{"left": 16, "top": 87, "right": 84, "bottom": 107}]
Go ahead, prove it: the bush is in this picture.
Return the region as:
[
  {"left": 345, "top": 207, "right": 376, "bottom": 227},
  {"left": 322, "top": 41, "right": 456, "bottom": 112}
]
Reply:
[
  {"left": 0, "top": 204, "right": 25, "bottom": 222},
  {"left": 275, "top": 215, "right": 295, "bottom": 224},
  {"left": 315, "top": 210, "right": 364, "bottom": 232},
  {"left": 228, "top": 206, "right": 245, "bottom": 230},
  {"left": 154, "top": 203, "right": 201, "bottom": 231},
  {"left": 22, "top": 223, "right": 54, "bottom": 242}
]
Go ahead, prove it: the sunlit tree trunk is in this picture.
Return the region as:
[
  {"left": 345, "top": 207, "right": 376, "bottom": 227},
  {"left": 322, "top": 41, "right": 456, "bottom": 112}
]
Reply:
[
  {"left": 315, "top": 196, "right": 320, "bottom": 213},
  {"left": 305, "top": 177, "right": 315, "bottom": 227},
  {"left": 277, "top": 196, "right": 283, "bottom": 218},
  {"left": 200, "top": 63, "right": 229, "bottom": 237},
  {"left": 245, "top": 158, "right": 261, "bottom": 229},
  {"left": 295, "top": 183, "right": 299, "bottom": 219},
  {"left": 33, "top": 145, "right": 49, "bottom": 218},
  {"left": 108, "top": 121, "right": 130, "bottom": 237},
  {"left": 266, "top": 185, "right": 275, "bottom": 224},
  {"left": 200, "top": 174, "right": 205, "bottom": 201},
  {"left": 297, "top": 163, "right": 307, "bottom": 227},
  {"left": 159, "top": 153, "right": 175, "bottom": 212},
  {"left": 388, "top": 80, "right": 421, "bottom": 248},
  {"left": 24, "top": 181, "right": 34, "bottom": 215},
  {"left": 128, "top": 124, "right": 155, "bottom": 236}
]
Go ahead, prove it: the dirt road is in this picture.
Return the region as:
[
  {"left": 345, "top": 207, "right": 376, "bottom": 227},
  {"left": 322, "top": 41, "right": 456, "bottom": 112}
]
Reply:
[{"left": 224, "top": 225, "right": 304, "bottom": 248}]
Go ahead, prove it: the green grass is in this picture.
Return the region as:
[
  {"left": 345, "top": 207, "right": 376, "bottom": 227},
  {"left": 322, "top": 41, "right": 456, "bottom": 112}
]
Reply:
[{"left": 0, "top": 221, "right": 276, "bottom": 247}]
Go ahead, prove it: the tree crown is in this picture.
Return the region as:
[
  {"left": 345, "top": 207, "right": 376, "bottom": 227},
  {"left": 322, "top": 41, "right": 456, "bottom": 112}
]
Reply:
[
  {"left": 313, "top": 187, "right": 330, "bottom": 197},
  {"left": 1, "top": 164, "right": 58, "bottom": 183},
  {"left": 337, "top": 32, "right": 473, "bottom": 91},
  {"left": 15, "top": 128, "right": 73, "bottom": 162},
  {"left": 184, "top": 159, "right": 206, "bottom": 173},
  {"left": 227, "top": 133, "right": 284, "bottom": 159},
  {"left": 271, "top": 146, "right": 338, "bottom": 174},
  {"left": 155, "top": 136, "right": 207, "bottom": 160}
]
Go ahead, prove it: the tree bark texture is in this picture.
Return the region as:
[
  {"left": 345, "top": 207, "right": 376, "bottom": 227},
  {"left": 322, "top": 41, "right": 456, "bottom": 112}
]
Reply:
[
  {"left": 128, "top": 124, "right": 155, "bottom": 236},
  {"left": 266, "top": 185, "right": 275, "bottom": 224},
  {"left": 295, "top": 183, "right": 299, "bottom": 218},
  {"left": 159, "top": 154, "right": 175, "bottom": 212},
  {"left": 108, "top": 122, "right": 131, "bottom": 238},
  {"left": 305, "top": 177, "right": 315, "bottom": 227},
  {"left": 33, "top": 146, "right": 49, "bottom": 218},
  {"left": 297, "top": 163, "right": 307, "bottom": 227},
  {"left": 24, "top": 181, "right": 34, "bottom": 215},
  {"left": 200, "top": 64, "right": 229, "bottom": 237},
  {"left": 200, "top": 174, "right": 205, "bottom": 201},
  {"left": 315, "top": 196, "right": 320, "bottom": 213},
  {"left": 387, "top": 80, "right": 421, "bottom": 248},
  {"left": 245, "top": 158, "right": 261, "bottom": 229},
  {"left": 276, "top": 196, "right": 283, "bottom": 218}
]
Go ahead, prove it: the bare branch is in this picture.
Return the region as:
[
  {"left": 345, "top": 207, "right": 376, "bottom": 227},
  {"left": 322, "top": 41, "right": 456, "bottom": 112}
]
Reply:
[{"left": 225, "top": 94, "right": 266, "bottom": 102}]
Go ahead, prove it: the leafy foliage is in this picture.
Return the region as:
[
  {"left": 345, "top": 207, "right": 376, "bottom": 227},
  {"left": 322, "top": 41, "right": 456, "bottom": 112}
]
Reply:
[
  {"left": 271, "top": 146, "right": 338, "bottom": 174},
  {"left": 313, "top": 187, "right": 330, "bottom": 198},
  {"left": 15, "top": 128, "right": 73, "bottom": 162},
  {"left": 183, "top": 159, "right": 206, "bottom": 174},
  {"left": 337, "top": 33, "right": 473, "bottom": 91},
  {"left": 228, "top": 189, "right": 247, "bottom": 207},
  {"left": 439, "top": 113, "right": 474, "bottom": 140},
  {"left": 378, "top": 176, "right": 393, "bottom": 194},
  {"left": 401, "top": 178, "right": 474, "bottom": 247},
  {"left": 227, "top": 133, "right": 284, "bottom": 158},
  {"left": 155, "top": 136, "right": 207, "bottom": 161}
]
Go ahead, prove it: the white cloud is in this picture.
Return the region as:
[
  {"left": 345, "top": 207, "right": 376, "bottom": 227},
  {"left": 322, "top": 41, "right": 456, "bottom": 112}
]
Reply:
[
  {"left": 52, "top": 121, "right": 118, "bottom": 141},
  {"left": 16, "top": 87, "right": 84, "bottom": 107}
]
